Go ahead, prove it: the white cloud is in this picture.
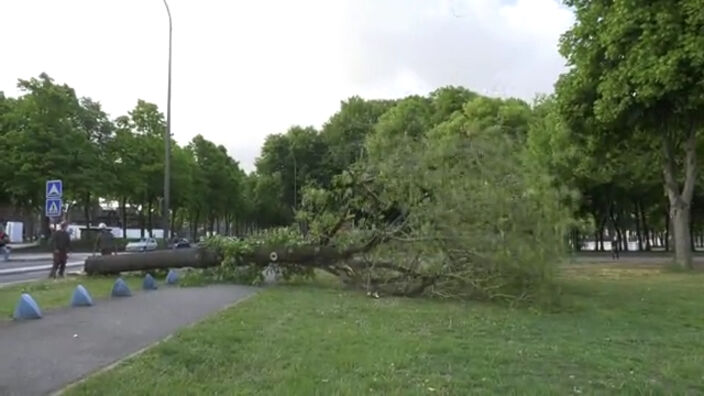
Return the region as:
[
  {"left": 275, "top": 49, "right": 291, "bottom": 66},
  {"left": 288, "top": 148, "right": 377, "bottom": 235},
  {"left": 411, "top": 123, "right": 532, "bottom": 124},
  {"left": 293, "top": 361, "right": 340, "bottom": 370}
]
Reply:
[{"left": 0, "top": 0, "right": 573, "bottom": 172}]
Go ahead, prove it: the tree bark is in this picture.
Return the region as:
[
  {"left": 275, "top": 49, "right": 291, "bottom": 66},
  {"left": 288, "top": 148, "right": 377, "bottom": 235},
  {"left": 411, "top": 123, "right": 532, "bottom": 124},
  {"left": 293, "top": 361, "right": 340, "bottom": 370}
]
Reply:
[
  {"left": 139, "top": 204, "right": 145, "bottom": 239},
  {"left": 84, "top": 239, "right": 380, "bottom": 276},
  {"left": 121, "top": 197, "right": 127, "bottom": 239},
  {"left": 192, "top": 211, "right": 200, "bottom": 241},
  {"left": 690, "top": 212, "right": 696, "bottom": 252},
  {"left": 593, "top": 229, "right": 599, "bottom": 252},
  {"left": 598, "top": 217, "right": 606, "bottom": 251},
  {"left": 609, "top": 204, "right": 623, "bottom": 252},
  {"left": 639, "top": 202, "right": 651, "bottom": 251},
  {"left": 662, "top": 128, "right": 696, "bottom": 268},
  {"left": 84, "top": 192, "right": 91, "bottom": 229},
  {"left": 147, "top": 200, "right": 153, "bottom": 238},
  {"left": 84, "top": 247, "right": 220, "bottom": 274},
  {"left": 170, "top": 208, "right": 177, "bottom": 237},
  {"left": 634, "top": 202, "right": 643, "bottom": 251}
]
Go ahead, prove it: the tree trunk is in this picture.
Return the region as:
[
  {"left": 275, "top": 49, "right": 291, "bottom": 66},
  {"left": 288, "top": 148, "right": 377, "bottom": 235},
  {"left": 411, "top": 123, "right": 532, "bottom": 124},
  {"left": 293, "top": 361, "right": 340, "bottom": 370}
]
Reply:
[
  {"left": 121, "top": 197, "right": 127, "bottom": 239},
  {"left": 84, "top": 192, "right": 91, "bottom": 229},
  {"left": 609, "top": 204, "right": 623, "bottom": 253},
  {"left": 593, "top": 230, "right": 599, "bottom": 252},
  {"left": 640, "top": 202, "right": 651, "bottom": 251},
  {"left": 634, "top": 203, "right": 643, "bottom": 251},
  {"left": 662, "top": 128, "right": 696, "bottom": 268},
  {"left": 193, "top": 211, "right": 200, "bottom": 241},
  {"left": 171, "top": 208, "right": 177, "bottom": 237},
  {"left": 672, "top": 205, "right": 692, "bottom": 265},
  {"left": 598, "top": 223, "right": 605, "bottom": 251},
  {"left": 140, "top": 204, "right": 145, "bottom": 239},
  {"left": 42, "top": 211, "right": 51, "bottom": 239},
  {"left": 690, "top": 212, "right": 696, "bottom": 252},
  {"left": 665, "top": 211, "right": 670, "bottom": 252},
  {"left": 147, "top": 200, "right": 153, "bottom": 238}
]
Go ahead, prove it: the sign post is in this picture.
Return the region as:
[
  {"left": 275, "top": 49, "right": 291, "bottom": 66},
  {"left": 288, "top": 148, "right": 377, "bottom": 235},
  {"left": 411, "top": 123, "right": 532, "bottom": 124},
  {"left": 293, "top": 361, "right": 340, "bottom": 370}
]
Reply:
[{"left": 45, "top": 180, "right": 63, "bottom": 221}]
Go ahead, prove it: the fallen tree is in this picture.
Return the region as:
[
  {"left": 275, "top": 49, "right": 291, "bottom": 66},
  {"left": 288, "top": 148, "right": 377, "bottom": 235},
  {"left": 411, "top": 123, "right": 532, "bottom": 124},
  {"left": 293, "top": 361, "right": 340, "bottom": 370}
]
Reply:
[
  {"left": 87, "top": 121, "right": 570, "bottom": 303},
  {"left": 84, "top": 248, "right": 221, "bottom": 275},
  {"left": 84, "top": 240, "right": 435, "bottom": 297},
  {"left": 83, "top": 244, "right": 369, "bottom": 276}
]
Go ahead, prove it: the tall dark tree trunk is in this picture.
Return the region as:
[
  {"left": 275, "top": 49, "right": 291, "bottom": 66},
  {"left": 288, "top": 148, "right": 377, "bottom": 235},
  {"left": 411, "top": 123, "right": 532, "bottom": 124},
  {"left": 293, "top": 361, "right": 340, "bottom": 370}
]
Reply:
[
  {"left": 639, "top": 202, "right": 651, "bottom": 250},
  {"left": 140, "top": 204, "right": 145, "bottom": 239},
  {"left": 573, "top": 229, "right": 580, "bottom": 251},
  {"left": 41, "top": 210, "right": 51, "bottom": 239},
  {"left": 225, "top": 213, "right": 231, "bottom": 235},
  {"left": 598, "top": 225, "right": 605, "bottom": 251},
  {"left": 665, "top": 211, "right": 670, "bottom": 252},
  {"left": 147, "top": 200, "right": 153, "bottom": 238},
  {"left": 690, "top": 212, "right": 696, "bottom": 252},
  {"left": 171, "top": 208, "right": 177, "bottom": 237},
  {"left": 193, "top": 211, "right": 200, "bottom": 241},
  {"left": 663, "top": 128, "right": 696, "bottom": 268},
  {"left": 634, "top": 204, "right": 643, "bottom": 251},
  {"left": 120, "top": 197, "right": 128, "bottom": 239},
  {"left": 83, "top": 192, "right": 92, "bottom": 229},
  {"left": 593, "top": 230, "right": 599, "bottom": 251},
  {"left": 609, "top": 204, "right": 624, "bottom": 252}
]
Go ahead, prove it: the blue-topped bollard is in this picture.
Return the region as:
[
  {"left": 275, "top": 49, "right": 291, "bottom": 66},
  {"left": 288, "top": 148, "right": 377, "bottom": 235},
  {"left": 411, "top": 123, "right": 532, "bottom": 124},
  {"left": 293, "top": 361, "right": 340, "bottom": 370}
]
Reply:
[
  {"left": 143, "top": 273, "right": 158, "bottom": 290},
  {"left": 111, "top": 278, "right": 132, "bottom": 297},
  {"left": 13, "top": 293, "right": 42, "bottom": 320},
  {"left": 71, "top": 284, "right": 93, "bottom": 307},
  {"left": 166, "top": 269, "right": 179, "bottom": 285}
]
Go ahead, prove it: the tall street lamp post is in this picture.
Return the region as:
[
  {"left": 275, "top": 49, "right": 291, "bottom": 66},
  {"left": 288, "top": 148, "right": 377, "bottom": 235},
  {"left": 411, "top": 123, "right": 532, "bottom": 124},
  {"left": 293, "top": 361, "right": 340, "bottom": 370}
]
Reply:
[{"left": 162, "top": 0, "right": 172, "bottom": 242}]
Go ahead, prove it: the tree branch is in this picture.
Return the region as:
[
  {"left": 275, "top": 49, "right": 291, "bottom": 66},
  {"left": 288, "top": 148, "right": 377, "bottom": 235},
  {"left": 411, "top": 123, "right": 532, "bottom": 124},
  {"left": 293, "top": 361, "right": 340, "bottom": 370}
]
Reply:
[{"left": 681, "top": 124, "right": 697, "bottom": 204}]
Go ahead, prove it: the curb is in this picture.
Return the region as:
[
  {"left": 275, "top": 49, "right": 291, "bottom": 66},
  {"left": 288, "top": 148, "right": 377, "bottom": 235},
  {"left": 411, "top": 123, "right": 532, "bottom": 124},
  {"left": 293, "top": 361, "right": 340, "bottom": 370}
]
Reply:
[{"left": 0, "top": 261, "right": 84, "bottom": 276}]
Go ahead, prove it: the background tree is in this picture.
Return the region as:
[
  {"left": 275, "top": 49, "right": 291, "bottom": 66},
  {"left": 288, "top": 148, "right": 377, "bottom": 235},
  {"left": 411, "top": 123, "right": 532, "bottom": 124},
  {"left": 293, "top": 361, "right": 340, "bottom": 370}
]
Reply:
[{"left": 557, "top": 0, "right": 704, "bottom": 268}]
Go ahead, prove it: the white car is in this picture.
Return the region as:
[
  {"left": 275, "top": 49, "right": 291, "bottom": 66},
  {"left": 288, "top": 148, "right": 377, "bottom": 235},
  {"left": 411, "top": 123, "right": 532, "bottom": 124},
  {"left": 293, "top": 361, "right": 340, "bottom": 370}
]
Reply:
[{"left": 125, "top": 238, "right": 158, "bottom": 253}]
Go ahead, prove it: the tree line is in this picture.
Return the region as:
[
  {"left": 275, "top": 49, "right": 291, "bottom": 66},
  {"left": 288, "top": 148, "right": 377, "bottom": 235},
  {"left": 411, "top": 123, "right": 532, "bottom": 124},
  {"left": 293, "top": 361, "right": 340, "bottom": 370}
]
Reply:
[
  {"left": 1, "top": 0, "right": 702, "bottom": 275},
  {"left": 0, "top": 73, "right": 258, "bottom": 240}
]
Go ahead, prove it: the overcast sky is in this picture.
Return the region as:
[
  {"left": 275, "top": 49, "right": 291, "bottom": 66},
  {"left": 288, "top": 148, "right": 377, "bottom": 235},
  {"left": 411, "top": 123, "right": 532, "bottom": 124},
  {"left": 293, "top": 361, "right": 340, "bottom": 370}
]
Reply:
[{"left": 0, "top": 0, "right": 574, "bottom": 172}]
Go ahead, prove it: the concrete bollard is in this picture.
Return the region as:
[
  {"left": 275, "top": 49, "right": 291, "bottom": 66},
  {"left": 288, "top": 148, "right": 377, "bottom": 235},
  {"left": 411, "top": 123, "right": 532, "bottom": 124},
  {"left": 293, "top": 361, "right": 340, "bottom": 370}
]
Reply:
[
  {"left": 111, "top": 278, "right": 132, "bottom": 297},
  {"left": 143, "top": 273, "right": 158, "bottom": 290},
  {"left": 166, "top": 269, "right": 179, "bottom": 285},
  {"left": 13, "top": 293, "right": 42, "bottom": 320},
  {"left": 71, "top": 284, "right": 93, "bottom": 307}
]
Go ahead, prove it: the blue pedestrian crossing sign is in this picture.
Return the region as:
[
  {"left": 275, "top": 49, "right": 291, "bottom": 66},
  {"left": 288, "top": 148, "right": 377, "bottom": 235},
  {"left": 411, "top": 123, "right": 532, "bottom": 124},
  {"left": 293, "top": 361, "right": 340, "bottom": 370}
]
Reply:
[
  {"left": 46, "top": 180, "right": 62, "bottom": 198},
  {"left": 45, "top": 198, "right": 62, "bottom": 217}
]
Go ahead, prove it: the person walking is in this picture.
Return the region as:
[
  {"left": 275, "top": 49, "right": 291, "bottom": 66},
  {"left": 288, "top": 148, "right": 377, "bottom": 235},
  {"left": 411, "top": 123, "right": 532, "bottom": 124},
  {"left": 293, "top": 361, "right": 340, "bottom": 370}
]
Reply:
[
  {"left": 49, "top": 221, "right": 71, "bottom": 278},
  {"left": 94, "top": 223, "right": 116, "bottom": 256}
]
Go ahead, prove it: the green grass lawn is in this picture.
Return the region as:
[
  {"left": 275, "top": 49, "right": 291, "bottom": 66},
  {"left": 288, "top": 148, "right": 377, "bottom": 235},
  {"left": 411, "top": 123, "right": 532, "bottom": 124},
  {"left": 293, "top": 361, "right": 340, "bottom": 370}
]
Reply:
[
  {"left": 61, "top": 264, "right": 704, "bottom": 395},
  {"left": 0, "top": 276, "right": 142, "bottom": 319}
]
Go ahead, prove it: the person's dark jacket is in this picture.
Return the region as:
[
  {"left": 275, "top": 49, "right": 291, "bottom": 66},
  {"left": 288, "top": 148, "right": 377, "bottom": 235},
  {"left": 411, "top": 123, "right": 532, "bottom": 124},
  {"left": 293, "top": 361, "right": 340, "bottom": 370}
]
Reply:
[
  {"left": 95, "top": 230, "right": 115, "bottom": 252},
  {"left": 50, "top": 230, "right": 71, "bottom": 252}
]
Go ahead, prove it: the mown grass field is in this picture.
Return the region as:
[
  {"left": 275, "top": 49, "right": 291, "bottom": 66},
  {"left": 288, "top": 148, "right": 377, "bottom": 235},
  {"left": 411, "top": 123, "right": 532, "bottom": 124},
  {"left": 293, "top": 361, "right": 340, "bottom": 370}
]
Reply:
[
  {"left": 0, "top": 276, "right": 142, "bottom": 319},
  {"left": 59, "top": 263, "right": 704, "bottom": 395}
]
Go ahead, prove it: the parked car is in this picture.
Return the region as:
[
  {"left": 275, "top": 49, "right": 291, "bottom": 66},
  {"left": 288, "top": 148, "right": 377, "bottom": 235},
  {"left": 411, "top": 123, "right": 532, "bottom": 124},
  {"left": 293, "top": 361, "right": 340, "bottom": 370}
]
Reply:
[
  {"left": 168, "top": 238, "right": 191, "bottom": 249},
  {"left": 125, "top": 238, "right": 158, "bottom": 253}
]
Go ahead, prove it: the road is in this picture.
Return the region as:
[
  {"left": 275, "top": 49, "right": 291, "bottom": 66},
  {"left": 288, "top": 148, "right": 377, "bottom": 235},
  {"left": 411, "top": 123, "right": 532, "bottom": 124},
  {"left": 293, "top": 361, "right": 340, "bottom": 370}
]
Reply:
[{"left": 0, "top": 252, "right": 91, "bottom": 286}]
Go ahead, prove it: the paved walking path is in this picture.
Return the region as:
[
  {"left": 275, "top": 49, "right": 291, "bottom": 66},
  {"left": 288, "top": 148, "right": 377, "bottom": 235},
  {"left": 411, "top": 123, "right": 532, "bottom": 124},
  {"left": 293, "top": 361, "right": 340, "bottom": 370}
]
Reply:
[{"left": 0, "top": 285, "right": 257, "bottom": 395}]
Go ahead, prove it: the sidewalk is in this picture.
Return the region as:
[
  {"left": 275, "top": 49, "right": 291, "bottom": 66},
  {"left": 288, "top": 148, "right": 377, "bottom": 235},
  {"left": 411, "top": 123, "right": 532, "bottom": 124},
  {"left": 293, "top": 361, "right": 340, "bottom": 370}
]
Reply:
[
  {"left": 0, "top": 284, "right": 257, "bottom": 395},
  {"left": 5, "top": 252, "right": 94, "bottom": 263}
]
